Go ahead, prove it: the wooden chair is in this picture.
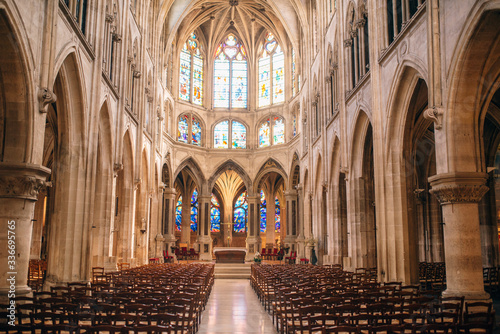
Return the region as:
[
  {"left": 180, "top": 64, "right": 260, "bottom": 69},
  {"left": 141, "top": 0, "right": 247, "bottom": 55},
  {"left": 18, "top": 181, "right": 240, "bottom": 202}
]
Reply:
[
  {"left": 285, "top": 251, "right": 297, "bottom": 264},
  {"left": 163, "top": 250, "right": 173, "bottom": 263}
]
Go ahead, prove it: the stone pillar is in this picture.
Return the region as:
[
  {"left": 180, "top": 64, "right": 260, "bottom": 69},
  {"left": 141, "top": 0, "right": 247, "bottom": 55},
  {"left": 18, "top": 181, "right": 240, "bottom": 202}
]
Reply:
[
  {"left": 246, "top": 195, "right": 261, "bottom": 261},
  {"left": 181, "top": 191, "right": 191, "bottom": 245},
  {"left": 30, "top": 189, "right": 47, "bottom": 260},
  {"left": 0, "top": 163, "right": 50, "bottom": 299},
  {"left": 284, "top": 190, "right": 298, "bottom": 251},
  {"left": 197, "top": 195, "right": 212, "bottom": 261},
  {"left": 296, "top": 184, "right": 306, "bottom": 259},
  {"left": 162, "top": 188, "right": 177, "bottom": 259},
  {"left": 429, "top": 172, "right": 490, "bottom": 300}
]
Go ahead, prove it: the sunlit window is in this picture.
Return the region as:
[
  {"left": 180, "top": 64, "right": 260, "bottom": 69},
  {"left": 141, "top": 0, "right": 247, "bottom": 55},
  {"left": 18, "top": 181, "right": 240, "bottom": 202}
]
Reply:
[
  {"left": 214, "top": 120, "right": 246, "bottom": 149},
  {"left": 275, "top": 196, "right": 281, "bottom": 233},
  {"left": 258, "top": 33, "right": 285, "bottom": 107},
  {"left": 190, "top": 188, "right": 198, "bottom": 232},
  {"left": 177, "top": 113, "right": 202, "bottom": 146},
  {"left": 214, "top": 34, "right": 247, "bottom": 109},
  {"left": 258, "top": 116, "right": 285, "bottom": 147},
  {"left": 260, "top": 190, "right": 267, "bottom": 233},
  {"left": 175, "top": 196, "right": 182, "bottom": 231},
  {"left": 179, "top": 32, "right": 203, "bottom": 105}
]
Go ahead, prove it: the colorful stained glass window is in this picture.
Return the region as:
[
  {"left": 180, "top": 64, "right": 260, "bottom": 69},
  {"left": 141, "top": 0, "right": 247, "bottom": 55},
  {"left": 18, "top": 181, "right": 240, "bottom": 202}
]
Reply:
[
  {"left": 292, "top": 48, "right": 297, "bottom": 96},
  {"left": 211, "top": 194, "right": 221, "bottom": 232},
  {"left": 231, "top": 121, "right": 246, "bottom": 149},
  {"left": 177, "top": 115, "right": 189, "bottom": 143},
  {"left": 258, "top": 55, "right": 271, "bottom": 107},
  {"left": 293, "top": 114, "right": 297, "bottom": 137},
  {"left": 190, "top": 189, "right": 198, "bottom": 232},
  {"left": 258, "top": 33, "right": 285, "bottom": 107},
  {"left": 193, "top": 50, "right": 203, "bottom": 105},
  {"left": 259, "top": 119, "right": 270, "bottom": 147},
  {"left": 179, "top": 44, "right": 191, "bottom": 101},
  {"left": 214, "top": 34, "right": 247, "bottom": 109},
  {"left": 175, "top": 196, "right": 182, "bottom": 231},
  {"left": 273, "top": 117, "right": 285, "bottom": 145},
  {"left": 232, "top": 60, "right": 247, "bottom": 108},
  {"left": 273, "top": 46, "right": 285, "bottom": 103},
  {"left": 260, "top": 190, "right": 267, "bottom": 233},
  {"left": 214, "top": 121, "right": 229, "bottom": 148},
  {"left": 233, "top": 191, "right": 247, "bottom": 233},
  {"left": 275, "top": 196, "right": 281, "bottom": 233},
  {"left": 192, "top": 117, "right": 201, "bottom": 146},
  {"left": 179, "top": 33, "right": 203, "bottom": 105}
]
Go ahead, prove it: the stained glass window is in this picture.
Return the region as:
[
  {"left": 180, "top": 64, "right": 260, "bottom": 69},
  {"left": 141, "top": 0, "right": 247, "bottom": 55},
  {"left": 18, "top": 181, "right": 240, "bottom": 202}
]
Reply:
[
  {"left": 293, "top": 114, "right": 297, "bottom": 137},
  {"left": 177, "top": 115, "right": 189, "bottom": 143},
  {"left": 259, "top": 119, "right": 270, "bottom": 147},
  {"left": 179, "top": 33, "right": 203, "bottom": 105},
  {"left": 190, "top": 189, "right": 198, "bottom": 232},
  {"left": 211, "top": 194, "right": 221, "bottom": 232},
  {"left": 192, "top": 117, "right": 201, "bottom": 146},
  {"left": 273, "top": 46, "right": 285, "bottom": 103},
  {"left": 275, "top": 196, "right": 281, "bottom": 233},
  {"left": 234, "top": 190, "right": 248, "bottom": 233},
  {"left": 231, "top": 121, "right": 246, "bottom": 149},
  {"left": 175, "top": 195, "right": 182, "bottom": 231},
  {"left": 214, "top": 34, "right": 247, "bottom": 109},
  {"left": 179, "top": 44, "right": 191, "bottom": 101},
  {"left": 260, "top": 190, "right": 267, "bottom": 233},
  {"left": 214, "top": 121, "right": 229, "bottom": 148},
  {"left": 177, "top": 114, "right": 202, "bottom": 146},
  {"left": 273, "top": 117, "right": 285, "bottom": 145},
  {"left": 258, "top": 33, "right": 285, "bottom": 107}
]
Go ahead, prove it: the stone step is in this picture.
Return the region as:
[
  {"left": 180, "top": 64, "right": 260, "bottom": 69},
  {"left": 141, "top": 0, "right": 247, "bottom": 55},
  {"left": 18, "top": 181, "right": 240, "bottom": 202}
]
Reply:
[{"left": 214, "top": 263, "right": 252, "bottom": 279}]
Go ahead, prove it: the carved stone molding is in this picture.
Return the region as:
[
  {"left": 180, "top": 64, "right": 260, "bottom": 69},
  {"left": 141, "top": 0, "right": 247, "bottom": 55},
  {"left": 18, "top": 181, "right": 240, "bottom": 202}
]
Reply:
[
  {"left": 113, "top": 163, "right": 123, "bottom": 177},
  {"left": 133, "top": 70, "right": 141, "bottom": 78},
  {"left": 0, "top": 163, "right": 51, "bottom": 200},
  {"left": 38, "top": 88, "right": 57, "bottom": 113},
  {"left": 429, "top": 172, "right": 489, "bottom": 204},
  {"left": 112, "top": 33, "right": 122, "bottom": 43},
  {"left": 344, "top": 39, "right": 353, "bottom": 48},
  {"left": 423, "top": 106, "right": 444, "bottom": 130},
  {"left": 105, "top": 14, "right": 114, "bottom": 23}
]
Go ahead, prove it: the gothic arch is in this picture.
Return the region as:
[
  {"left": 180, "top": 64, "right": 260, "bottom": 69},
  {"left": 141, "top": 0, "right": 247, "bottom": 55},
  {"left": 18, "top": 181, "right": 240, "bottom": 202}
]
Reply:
[
  {"left": 174, "top": 156, "right": 206, "bottom": 193},
  {"left": 208, "top": 160, "right": 253, "bottom": 196},
  {"left": 254, "top": 158, "right": 288, "bottom": 193}
]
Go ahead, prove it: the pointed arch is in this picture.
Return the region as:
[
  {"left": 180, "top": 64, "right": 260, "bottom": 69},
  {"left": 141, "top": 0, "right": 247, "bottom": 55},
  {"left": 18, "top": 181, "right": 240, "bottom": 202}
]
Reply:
[
  {"left": 174, "top": 156, "right": 206, "bottom": 193},
  {"left": 254, "top": 158, "right": 288, "bottom": 193},
  {"left": 208, "top": 159, "right": 253, "bottom": 195}
]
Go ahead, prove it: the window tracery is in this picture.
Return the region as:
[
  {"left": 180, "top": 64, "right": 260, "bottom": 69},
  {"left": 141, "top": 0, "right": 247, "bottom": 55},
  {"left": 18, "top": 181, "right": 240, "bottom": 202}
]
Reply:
[{"left": 258, "top": 33, "right": 285, "bottom": 107}]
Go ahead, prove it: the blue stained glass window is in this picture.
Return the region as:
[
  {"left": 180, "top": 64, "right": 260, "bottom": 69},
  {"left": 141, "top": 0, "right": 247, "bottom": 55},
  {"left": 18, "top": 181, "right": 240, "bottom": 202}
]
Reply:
[
  {"left": 179, "top": 44, "right": 191, "bottom": 101},
  {"left": 258, "top": 55, "right": 271, "bottom": 107},
  {"left": 292, "top": 48, "right": 297, "bottom": 96},
  {"left": 214, "top": 121, "right": 229, "bottom": 148},
  {"left": 192, "top": 117, "right": 201, "bottom": 146},
  {"left": 190, "top": 189, "right": 198, "bottom": 232},
  {"left": 259, "top": 119, "right": 270, "bottom": 147},
  {"left": 175, "top": 196, "right": 182, "bottom": 231},
  {"left": 177, "top": 115, "right": 189, "bottom": 143},
  {"left": 273, "top": 117, "right": 285, "bottom": 145},
  {"left": 211, "top": 194, "right": 221, "bottom": 232},
  {"left": 293, "top": 114, "right": 297, "bottom": 137},
  {"left": 275, "top": 196, "right": 281, "bottom": 233},
  {"left": 260, "top": 190, "right": 267, "bottom": 233},
  {"left": 231, "top": 121, "right": 246, "bottom": 149},
  {"left": 214, "top": 34, "right": 247, "bottom": 109},
  {"left": 233, "top": 191, "right": 247, "bottom": 233}
]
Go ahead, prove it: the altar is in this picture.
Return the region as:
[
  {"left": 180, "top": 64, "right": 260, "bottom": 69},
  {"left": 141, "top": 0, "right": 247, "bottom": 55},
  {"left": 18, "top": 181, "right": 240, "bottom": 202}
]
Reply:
[{"left": 213, "top": 247, "right": 247, "bottom": 263}]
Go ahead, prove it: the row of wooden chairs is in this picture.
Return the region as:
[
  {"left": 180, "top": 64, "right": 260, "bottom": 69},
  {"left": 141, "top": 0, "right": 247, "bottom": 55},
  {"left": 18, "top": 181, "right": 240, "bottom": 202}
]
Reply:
[
  {"left": 419, "top": 262, "right": 446, "bottom": 291},
  {"left": 2, "top": 263, "right": 214, "bottom": 334},
  {"left": 251, "top": 264, "right": 495, "bottom": 334},
  {"left": 27, "top": 259, "right": 47, "bottom": 292}
]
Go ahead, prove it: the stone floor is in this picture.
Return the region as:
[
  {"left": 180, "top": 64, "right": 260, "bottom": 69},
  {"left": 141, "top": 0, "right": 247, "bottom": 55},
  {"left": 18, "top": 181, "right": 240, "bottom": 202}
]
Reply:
[{"left": 198, "top": 279, "right": 277, "bottom": 334}]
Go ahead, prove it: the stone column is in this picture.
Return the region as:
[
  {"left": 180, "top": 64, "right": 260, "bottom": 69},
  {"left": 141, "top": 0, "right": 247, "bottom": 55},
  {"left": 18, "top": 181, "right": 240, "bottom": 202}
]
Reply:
[
  {"left": 0, "top": 163, "right": 50, "bottom": 299},
  {"left": 181, "top": 191, "right": 191, "bottom": 245},
  {"left": 197, "top": 195, "right": 212, "bottom": 261},
  {"left": 296, "top": 184, "right": 306, "bottom": 259},
  {"left": 429, "top": 172, "right": 490, "bottom": 300},
  {"left": 162, "top": 188, "right": 177, "bottom": 259},
  {"left": 283, "top": 190, "right": 298, "bottom": 252},
  {"left": 246, "top": 195, "right": 261, "bottom": 261},
  {"left": 30, "top": 189, "right": 47, "bottom": 260}
]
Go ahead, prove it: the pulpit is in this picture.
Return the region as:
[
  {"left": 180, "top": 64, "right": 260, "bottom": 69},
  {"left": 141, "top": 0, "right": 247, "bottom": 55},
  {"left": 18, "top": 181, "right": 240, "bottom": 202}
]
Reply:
[{"left": 213, "top": 247, "right": 247, "bottom": 263}]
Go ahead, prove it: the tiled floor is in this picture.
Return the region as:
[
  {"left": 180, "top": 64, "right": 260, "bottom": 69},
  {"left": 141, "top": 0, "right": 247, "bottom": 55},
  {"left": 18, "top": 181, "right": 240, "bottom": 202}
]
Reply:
[{"left": 198, "top": 279, "right": 277, "bottom": 334}]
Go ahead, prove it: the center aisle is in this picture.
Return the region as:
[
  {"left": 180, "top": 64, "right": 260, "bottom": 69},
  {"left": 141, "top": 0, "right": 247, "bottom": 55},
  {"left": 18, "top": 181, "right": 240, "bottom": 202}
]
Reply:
[{"left": 198, "top": 279, "right": 277, "bottom": 334}]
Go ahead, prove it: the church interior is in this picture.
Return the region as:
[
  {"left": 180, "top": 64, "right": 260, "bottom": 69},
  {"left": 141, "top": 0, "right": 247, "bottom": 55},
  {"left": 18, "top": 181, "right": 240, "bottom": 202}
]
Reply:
[{"left": 1, "top": 0, "right": 500, "bottom": 332}]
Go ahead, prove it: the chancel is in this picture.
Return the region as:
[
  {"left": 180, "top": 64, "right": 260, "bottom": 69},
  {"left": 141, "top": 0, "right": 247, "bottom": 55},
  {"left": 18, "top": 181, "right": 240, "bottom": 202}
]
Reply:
[{"left": 0, "top": 0, "right": 499, "bottom": 332}]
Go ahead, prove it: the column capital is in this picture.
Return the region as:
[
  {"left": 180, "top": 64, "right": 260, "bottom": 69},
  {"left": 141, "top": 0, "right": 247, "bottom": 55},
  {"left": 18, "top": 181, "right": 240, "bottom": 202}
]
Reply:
[
  {"left": 163, "top": 187, "right": 176, "bottom": 196},
  {"left": 0, "top": 163, "right": 51, "bottom": 201},
  {"left": 284, "top": 190, "right": 298, "bottom": 198},
  {"left": 429, "top": 172, "right": 489, "bottom": 204}
]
